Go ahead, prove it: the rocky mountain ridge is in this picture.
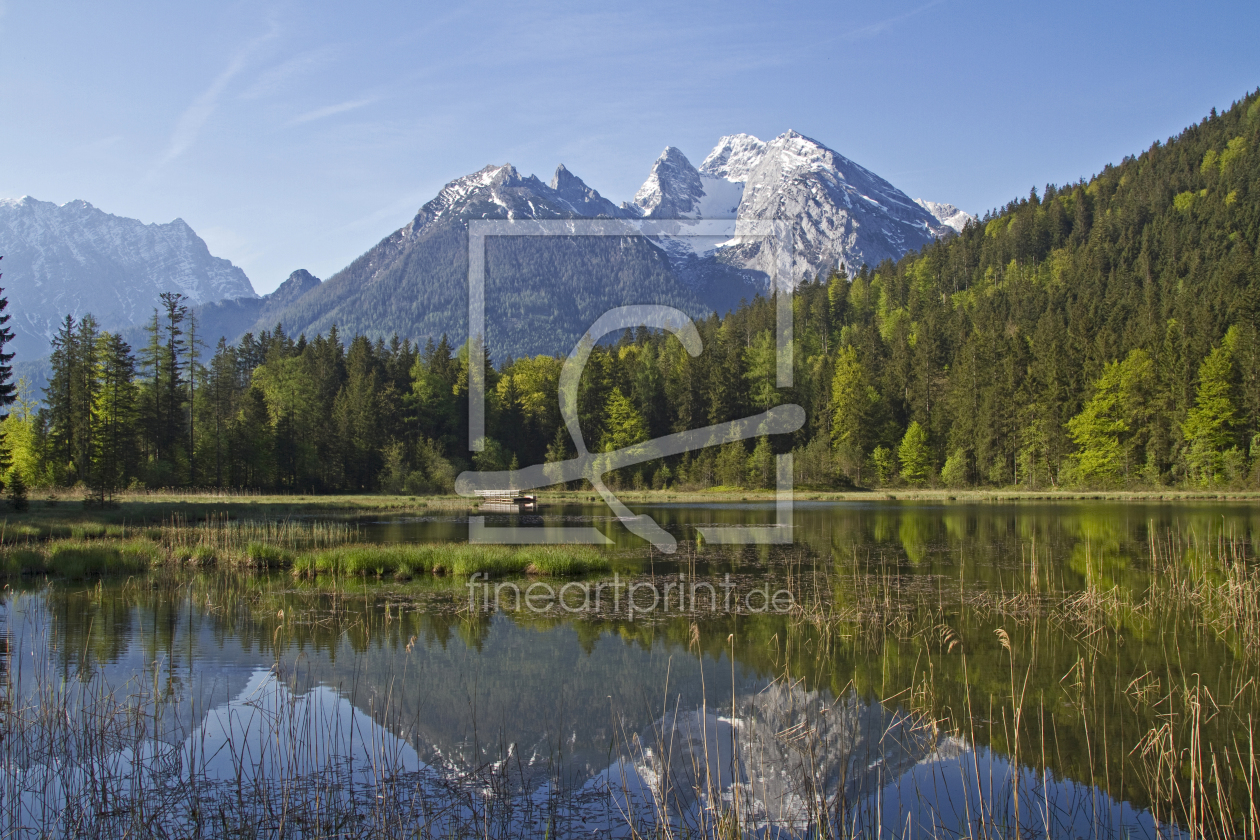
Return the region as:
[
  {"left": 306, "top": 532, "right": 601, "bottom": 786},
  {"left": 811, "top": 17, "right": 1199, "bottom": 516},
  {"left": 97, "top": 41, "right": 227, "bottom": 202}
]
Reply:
[{"left": 0, "top": 196, "right": 255, "bottom": 359}]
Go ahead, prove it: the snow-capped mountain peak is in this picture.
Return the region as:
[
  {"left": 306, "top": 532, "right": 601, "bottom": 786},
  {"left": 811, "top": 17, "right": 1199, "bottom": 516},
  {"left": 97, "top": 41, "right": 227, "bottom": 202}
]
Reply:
[
  {"left": 631, "top": 147, "right": 706, "bottom": 219},
  {"left": 405, "top": 161, "right": 627, "bottom": 240},
  {"left": 625, "top": 130, "right": 957, "bottom": 286},
  {"left": 550, "top": 164, "right": 623, "bottom": 218},
  {"left": 750, "top": 131, "right": 953, "bottom": 272},
  {"left": 914, "top": 199, "right": 973, "bottom": 234}
]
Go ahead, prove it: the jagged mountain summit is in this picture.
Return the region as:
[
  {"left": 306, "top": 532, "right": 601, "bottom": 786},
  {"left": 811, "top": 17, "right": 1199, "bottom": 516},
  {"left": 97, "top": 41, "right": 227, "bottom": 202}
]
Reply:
[
  {"left": 700, "top": 133, "right": 768, "bottom": 182},
  {"left": 914, "top": 199, "right": 974, "bottom": 234},
  {"left": 629, "top": 131, "right": 953, "bottom": 285},
  {"left": 0, "top": 196, "right": 255, "bottom": 359},
  {"left": 626, "top": 147, "right": 709, "bottom": 218}
]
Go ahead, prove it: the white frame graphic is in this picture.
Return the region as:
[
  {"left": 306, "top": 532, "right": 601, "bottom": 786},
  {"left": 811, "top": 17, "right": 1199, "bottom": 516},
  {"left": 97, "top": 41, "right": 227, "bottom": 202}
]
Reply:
[{"left": 458, "top": 219, "right": 799, "bottom": 551}]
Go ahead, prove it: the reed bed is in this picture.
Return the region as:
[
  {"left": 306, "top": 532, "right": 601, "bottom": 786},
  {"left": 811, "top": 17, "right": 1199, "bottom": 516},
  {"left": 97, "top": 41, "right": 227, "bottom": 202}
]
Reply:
[
  {"left": 1150, "top": 526, "right": 1260, "bottom": 653},
  {"left": 772, "top": 525, "right": 1260, "bottom": 840},
  {"left": 0, "top": 521, "right": 129, "bottom": 544},
  {"left": 0, "top": 518, "right": 610, "bottom": 579},
  {"left": 290, "top": 543, "right": 609, "bottom": 578}
]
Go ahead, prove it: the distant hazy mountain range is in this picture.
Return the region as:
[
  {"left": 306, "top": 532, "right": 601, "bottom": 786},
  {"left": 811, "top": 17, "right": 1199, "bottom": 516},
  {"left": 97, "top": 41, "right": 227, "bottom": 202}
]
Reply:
[
  {"left": 0, "top": 196, "right": 256, "bottom": 360},
  {"left": 3, "top": 132, "right": 969, "bottom": 364}
]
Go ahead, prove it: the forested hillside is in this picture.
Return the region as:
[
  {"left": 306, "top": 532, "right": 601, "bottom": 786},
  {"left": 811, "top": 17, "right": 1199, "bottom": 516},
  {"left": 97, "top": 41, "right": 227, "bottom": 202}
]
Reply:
[
  {"left": 3, "top": 90, "right": 1258, "bottom": 495},
  {"left": 776, "top": 88, "right": 1260, "bottom": 489}
]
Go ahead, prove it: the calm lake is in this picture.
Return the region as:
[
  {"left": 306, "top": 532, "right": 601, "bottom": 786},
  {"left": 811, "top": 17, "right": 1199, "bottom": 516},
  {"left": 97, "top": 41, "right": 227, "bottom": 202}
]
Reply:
[{"left": 3, "top": 500, "right": 1258, "bottom": 838}]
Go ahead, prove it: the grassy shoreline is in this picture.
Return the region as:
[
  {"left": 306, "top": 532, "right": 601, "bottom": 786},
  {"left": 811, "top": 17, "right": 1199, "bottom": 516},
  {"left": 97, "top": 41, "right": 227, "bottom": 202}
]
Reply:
[
  {"left": 546, "top": 487, "right": 1260, "bottom": 503},
  {"left": 0, "top": 533, "right": 612, "bottom": 579},
  {"left": 0, "top": 487, "right": 1255, "bottom": 581},
  {"left": 11, "top": 485, "right": 1260, "bottom": 516}
]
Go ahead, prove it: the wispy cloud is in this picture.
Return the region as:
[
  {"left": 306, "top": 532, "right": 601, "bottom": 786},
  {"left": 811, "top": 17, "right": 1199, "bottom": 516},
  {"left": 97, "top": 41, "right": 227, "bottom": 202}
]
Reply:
[
  {"left": 239, "top": 45, "right": 338, "bottom": 100},
  {"left": 288, "top": 97, "right": 377, "bottom": 126},
  {"left": 832, "top": 0, "right": 948, "bottom": 43},
  {"left": 155, "top": 18, "right": 281, "bottom": 169},
  {"left": 77, "top": 134, "right": 124, "bottom": 155}
]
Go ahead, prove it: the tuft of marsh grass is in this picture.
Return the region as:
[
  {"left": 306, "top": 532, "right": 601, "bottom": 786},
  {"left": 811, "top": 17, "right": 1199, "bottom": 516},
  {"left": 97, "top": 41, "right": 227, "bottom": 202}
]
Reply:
[
  {"left": 245, "top": 542, "right": 292, "bottom": 569},
  {"left": 45, "top": 540, "right": 160, "bottom": 578},
  {"left": 0, "top": 522, "right": 43, "bottom": 543},
  {"left": 515, "top": 545, "right": 611, "bottom": 576},
  {"left": 291, "top": 543, "right": 609, "bottom": 579},
  {"left": 0, "top": 547, "right": 42, "bottom": 576},
  {"left": 188, "top": 545, "right": 218, "bottom": 566}
]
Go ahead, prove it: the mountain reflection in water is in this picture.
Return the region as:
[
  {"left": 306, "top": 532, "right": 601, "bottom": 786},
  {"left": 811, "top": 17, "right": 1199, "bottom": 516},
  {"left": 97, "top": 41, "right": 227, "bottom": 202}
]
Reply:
[{"left": 1, "top": 584, "right": 1182, "bottom": 838}]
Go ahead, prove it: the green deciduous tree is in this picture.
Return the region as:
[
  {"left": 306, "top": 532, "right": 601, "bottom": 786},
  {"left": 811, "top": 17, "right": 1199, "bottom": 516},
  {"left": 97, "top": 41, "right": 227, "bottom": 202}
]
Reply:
[
  {"left": 829, "top": 345, "right": 874, "bottom": 484},
  {"left": 1066, "top": 349, "right": 1157, "bottom": 485},
  {"left": 599, "top": 388, "right": 648, "bottom": 453},
  {"left": 1182, "top": 328, "right": 1244, "bottom": 486},
  {"left": 940, "top": 448, "right": 969, "bottom": 488},
  {"left": 898, "top": 421, "right": 932, "bottom": 484},
  {"left": 872, "top": 445, "right": 895, "bottom": 485}
]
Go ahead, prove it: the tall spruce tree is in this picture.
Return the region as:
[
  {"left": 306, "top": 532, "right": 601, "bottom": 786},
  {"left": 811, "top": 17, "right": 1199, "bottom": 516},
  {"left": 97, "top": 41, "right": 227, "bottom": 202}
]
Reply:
[
  {"left": 0, "top": 258, "right": 16, "bottom": 482},
  {"left": 90, "top": 333, "right": 137, "bottom": 502},
  {"left": 45, "top": 313, "right": 100, "bottom": 485},
  {"left": 139, "top": 293, "right": 189, "bottom": 481}
]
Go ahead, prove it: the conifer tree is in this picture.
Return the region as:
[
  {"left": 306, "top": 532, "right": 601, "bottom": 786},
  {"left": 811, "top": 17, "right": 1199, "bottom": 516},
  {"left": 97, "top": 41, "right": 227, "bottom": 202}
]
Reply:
[
  {"left": 90, "top": 333, "right": 137, "bottom": 502},
  {"left": 0, "top": 257, "right": 16, "bottom": 481},
  {"left": 201, "top": 338, "right": 240, "bottom": 488},
  {"left": 45, "top": 314, "right": 99, "bottom": 484}
]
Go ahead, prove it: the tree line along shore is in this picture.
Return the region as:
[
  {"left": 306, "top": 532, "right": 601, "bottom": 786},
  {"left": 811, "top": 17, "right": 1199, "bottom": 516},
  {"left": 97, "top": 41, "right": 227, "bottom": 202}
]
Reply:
[{"left": 1, "top": 91, "right": 1258, "bottom": 503}]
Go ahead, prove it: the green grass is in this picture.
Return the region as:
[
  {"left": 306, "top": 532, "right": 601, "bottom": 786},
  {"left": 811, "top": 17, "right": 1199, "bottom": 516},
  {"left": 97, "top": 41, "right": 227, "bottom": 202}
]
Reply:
[
  {"left": 246, "top": 542, "right": 292, "bottom": 569},
  {"left": 0, "top": 548, "right": 43, "bottom": 576},
  {"left": 2, "top": 497, "right": 615, "bottom": 581},
  {"left": 513, "top": 545, "right": 611, "bottom": 576},
  {"left": 44, "top": 540, "right": 161, "bottom": 578},
  {"left": 0, "top": 523, "right": 43, "bottom": 543},
  {"left": 291, "top": 543, "right": 609, "bottom": 579},
  {"left": 189, "top": 545, "right": 218, "bottom": 566}
]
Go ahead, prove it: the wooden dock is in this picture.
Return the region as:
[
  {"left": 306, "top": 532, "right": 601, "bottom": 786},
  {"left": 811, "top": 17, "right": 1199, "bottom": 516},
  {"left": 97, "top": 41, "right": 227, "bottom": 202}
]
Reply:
[{"left": 474, "top": 490, "right": 537, "bottom": 511}]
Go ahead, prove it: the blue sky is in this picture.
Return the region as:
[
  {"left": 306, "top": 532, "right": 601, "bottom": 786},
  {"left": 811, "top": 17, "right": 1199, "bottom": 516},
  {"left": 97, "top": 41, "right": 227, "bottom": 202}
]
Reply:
[{"left": 2, "top": 1, "right": 1257, "bottom": 293}]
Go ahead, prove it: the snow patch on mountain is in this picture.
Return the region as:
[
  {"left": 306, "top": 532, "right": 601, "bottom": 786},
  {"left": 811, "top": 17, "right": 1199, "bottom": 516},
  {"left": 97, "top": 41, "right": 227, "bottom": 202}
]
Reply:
[
  {"left": 404, "top": 163, "right": 625, "bottom": 241},
  {"left": 695, "top": 176, "right": 744, "bottom": 218},
  {"left": 914, "top": 199, "right": 973, "bottom": 234},
  {"left": 699, "top": 134, "right": 767, "bottom": 181}
]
